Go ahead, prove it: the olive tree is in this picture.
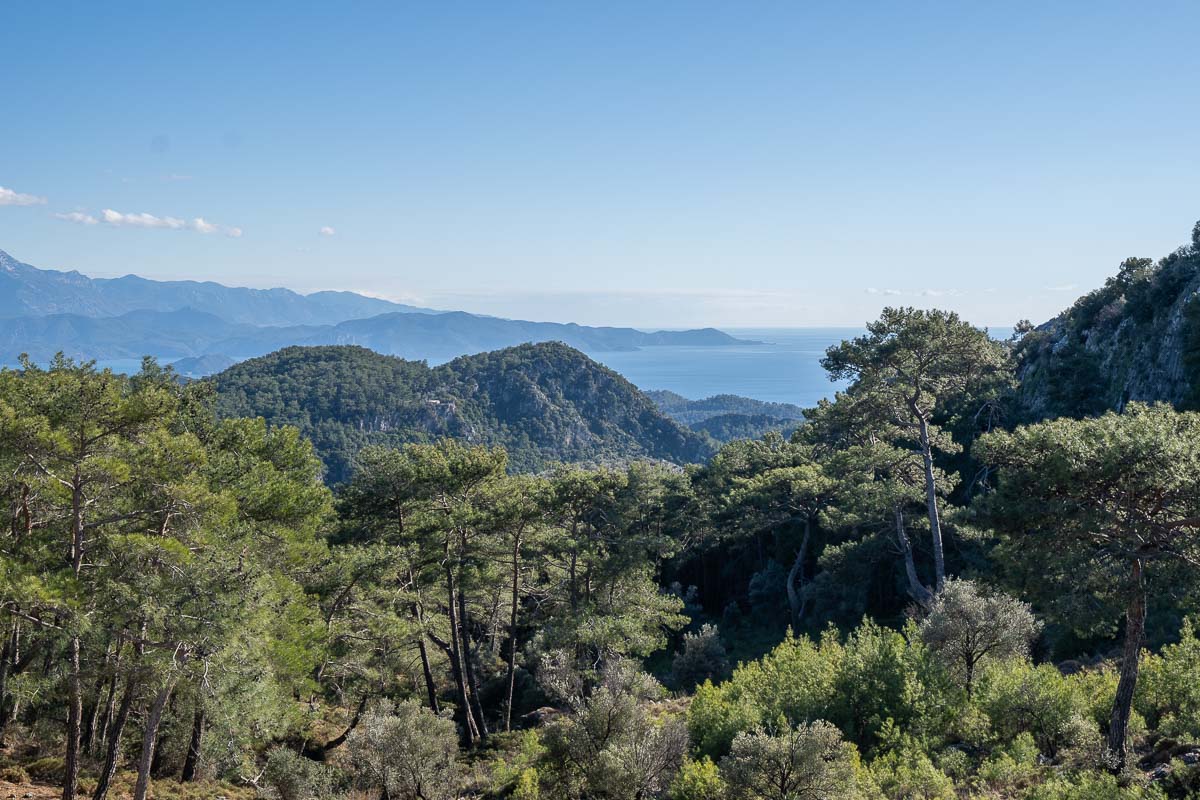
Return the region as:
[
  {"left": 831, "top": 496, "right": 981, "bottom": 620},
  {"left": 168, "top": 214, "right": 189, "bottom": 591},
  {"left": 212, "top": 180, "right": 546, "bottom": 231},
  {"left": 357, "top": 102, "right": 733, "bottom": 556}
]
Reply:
[
  {"left": 721, "top": 720, "right": 863, "bottom": 800},
  {"left": 347, "top": 700, "right": 463, "bottom": 800},
  {"left": 542, "top": 662, "right": 688, "bottom": 799},
  {"left": 918, "top": 578, "right": 1040, "bottom": 695}
]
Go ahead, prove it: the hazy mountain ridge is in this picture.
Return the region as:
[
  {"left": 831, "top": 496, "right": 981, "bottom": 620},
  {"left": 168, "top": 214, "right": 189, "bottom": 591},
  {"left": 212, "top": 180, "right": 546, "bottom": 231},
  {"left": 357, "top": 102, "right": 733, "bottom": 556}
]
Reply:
[
  {"left": 0, "top": 250, "right": 756, "bottom": 366},
  {"left": 0, "top": 248, "right": 433, "bottom": 325},
  {"left": 0, "top": 307, "right": 752, "bottom": 365},
  {"left": 209, "top": 342, "right": 716, "bottom": 482}
]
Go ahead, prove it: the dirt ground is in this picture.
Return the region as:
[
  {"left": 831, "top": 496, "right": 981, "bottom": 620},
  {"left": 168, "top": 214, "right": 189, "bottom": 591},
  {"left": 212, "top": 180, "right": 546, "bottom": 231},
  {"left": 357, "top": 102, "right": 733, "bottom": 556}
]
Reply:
[{"left": 0, "top": 780, "right": 58, "bottom": 799}]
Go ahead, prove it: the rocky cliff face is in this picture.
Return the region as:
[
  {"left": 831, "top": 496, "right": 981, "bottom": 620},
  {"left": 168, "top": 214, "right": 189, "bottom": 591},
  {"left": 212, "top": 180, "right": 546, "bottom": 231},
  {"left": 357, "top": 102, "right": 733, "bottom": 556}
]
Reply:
[{"left": 1016, "top": 223, "right": 1200, "bottom": 419}]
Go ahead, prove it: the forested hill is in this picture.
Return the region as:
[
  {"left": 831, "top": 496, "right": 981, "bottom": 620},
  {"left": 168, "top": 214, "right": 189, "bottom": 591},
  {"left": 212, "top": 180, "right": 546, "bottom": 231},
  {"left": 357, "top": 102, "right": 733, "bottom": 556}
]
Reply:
[
  {"left": 645, "top": 389, "right": 806, "bottom": 425},
  {"left": 646, "top": 390, "right": 806, "bottom": 442},
  {"left": 209, "top": 342, "right": 715, "bottom": 481},
  {"left": 1016, "top": 220, "right": 1200, "bottom": 418}
]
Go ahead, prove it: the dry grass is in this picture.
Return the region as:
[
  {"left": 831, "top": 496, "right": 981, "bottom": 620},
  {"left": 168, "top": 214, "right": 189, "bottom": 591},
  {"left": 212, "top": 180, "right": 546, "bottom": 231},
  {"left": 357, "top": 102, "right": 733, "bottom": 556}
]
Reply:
[{"left": 0, "top": 771, "right": 258, "bottom": 800}]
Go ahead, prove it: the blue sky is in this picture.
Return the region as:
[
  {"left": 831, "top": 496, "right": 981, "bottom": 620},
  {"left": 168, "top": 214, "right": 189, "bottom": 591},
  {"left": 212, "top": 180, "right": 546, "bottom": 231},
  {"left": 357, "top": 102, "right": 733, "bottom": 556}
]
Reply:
[{"left": 2, "top": 1, "right": 1199, "bottom": 327}]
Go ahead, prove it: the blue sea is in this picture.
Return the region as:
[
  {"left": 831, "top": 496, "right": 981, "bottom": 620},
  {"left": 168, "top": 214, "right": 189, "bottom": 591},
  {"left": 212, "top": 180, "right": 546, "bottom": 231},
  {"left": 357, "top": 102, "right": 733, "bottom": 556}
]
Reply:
[
  {"left": 3, "top": 327, "right": 1013, "bottom": 409},
  {"left": 592, "top": 328, "right": 860, "bottom": 408}
]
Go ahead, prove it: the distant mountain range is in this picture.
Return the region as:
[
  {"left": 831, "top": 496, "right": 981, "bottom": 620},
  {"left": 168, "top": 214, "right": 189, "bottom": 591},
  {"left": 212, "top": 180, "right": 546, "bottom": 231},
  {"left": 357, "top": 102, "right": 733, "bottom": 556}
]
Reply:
[
  {"left": 210, "top": 343, "right": 716, "bottom": 482},
  {"left": 0, "top": 248, "right": 431, "bottom": 325},
  {"left": 0, "top": 307, "right": 751, "bottom": 364},
  {"left": 1, "top": 248, "right": 795, "bottom": 459},
  {"left": 0, "top": 249, "right": 755, "bottom": 366}
]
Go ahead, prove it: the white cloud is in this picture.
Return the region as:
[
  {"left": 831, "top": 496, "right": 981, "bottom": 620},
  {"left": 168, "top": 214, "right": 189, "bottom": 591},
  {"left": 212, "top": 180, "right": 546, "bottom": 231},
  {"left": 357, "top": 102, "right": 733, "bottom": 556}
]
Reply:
[
  {"left": 319, "top": 226, "right": 336, "bottom": 236},
  {"left": 101, "top": 209, "right": 186, "bottom": 229},
  {"left": 866, "top": 287, "right": 903, "bottom": 296},
  {"left": 56, "top": 207, "right": 242, "bottom": 236},
  {"left": 1045, "top": 283, "right": 1078, "bottom": 292},
  {"left": 55, "top": 211, "right": 98, "bottom": 225},
  {"left": 0, "top": 186, "right": 47, "bottom": 206}
]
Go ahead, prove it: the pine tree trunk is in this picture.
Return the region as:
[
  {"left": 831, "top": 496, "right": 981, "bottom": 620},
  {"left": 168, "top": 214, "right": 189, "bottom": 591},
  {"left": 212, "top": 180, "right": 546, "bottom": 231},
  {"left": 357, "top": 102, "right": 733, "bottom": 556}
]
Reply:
[
  {"left": 917, "top": 417, "right": 946, "bottom": 592},
  {"left": 894, "top": 507, "right": 933, "bottom": 606},
  {"left": 180, "top": 703, "right": 204, "bottom": 782},
  {"left": 0, "top": 622, "right": 12, "bottom": 746},
  {"left": 63, "top": 471, "right": 87, "bottom": 800},
  {"left": 1107, "top": 559, "right": 1146, "bottom": 772},
  {"left": 62, "top": 635, "right": 83, "bottom": 800},
  {"left": 417, "top": 637, "right": 440, "bottom": 713},
  {"left": 81, "top": 640, "right": 114, "bottom": 753},
  {"left": 93, "top": 642, "right": 142, "bottom": 800},
  {"left": 444, "top": 564, "right": 480, "bottom": 743},
  {"left": 406, "top": 568, "right": 440, "bottom": 714},
  {"left": 92, "top": 635, "right": 124, "bottom": 757},
  {"left": 133, "top": 672, "right": 178, "bottom": 800},
  {"left": 785, "top": 519, "right": 811, "bottom": 633},
  {"left": 505, "top": 530, "right": 522, "bottom": 732},
  {"left": 458, "top": 587, "right": 489, "bottom": 739}
]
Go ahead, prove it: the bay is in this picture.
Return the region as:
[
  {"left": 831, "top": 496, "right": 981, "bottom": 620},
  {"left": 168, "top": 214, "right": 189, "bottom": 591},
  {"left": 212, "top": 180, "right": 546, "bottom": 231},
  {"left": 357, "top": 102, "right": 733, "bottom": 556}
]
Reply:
[{"left": 591, "top": 328, "right": 859, "bottom": 408}]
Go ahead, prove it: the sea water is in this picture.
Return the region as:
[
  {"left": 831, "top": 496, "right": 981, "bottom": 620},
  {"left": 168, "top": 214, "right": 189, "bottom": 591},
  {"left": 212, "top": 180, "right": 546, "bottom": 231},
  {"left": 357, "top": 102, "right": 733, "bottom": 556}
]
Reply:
[
  {"left": 593, "top": 326, "right": 1015, "bottom": 408},
  {"left": 591, "top": 328, "right": 860, "bottom": 408},
  {"left": 3, "top": 327, "right": 1014, "bottom": 409}
]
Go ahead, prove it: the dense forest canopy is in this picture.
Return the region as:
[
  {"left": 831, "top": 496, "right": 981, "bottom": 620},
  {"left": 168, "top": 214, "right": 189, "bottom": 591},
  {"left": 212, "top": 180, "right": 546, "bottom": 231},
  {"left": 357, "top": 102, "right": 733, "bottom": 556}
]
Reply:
[{"left": 5, "top": 222, "right": 1200, "bottom": 799}]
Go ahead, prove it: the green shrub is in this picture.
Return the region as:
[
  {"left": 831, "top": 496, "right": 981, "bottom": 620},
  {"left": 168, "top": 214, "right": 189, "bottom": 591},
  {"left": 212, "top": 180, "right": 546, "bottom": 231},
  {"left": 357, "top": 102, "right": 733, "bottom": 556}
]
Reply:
[
  {"left": 512, "top": 768, "right": 540, "bottom": 800},
  {"left": 734, "top": 628, "right": 841, "bottom": 727},
  {"left": 828, "top": 619, "right": 917, "bottom": 748},
  {"left": 687, "top": 680, "right": 761, "bottom": 759},
  {"left": 490, "top": 729, "right": 545, "bottom": 793},
  {"left": 672, "top": 624, "right": 730, "bottom": 690},
  {"left": 974, "top": 732, "right": 1041, "bottom": 794},
  {"left": 347, "top": 700, "right": 462, "bottom": 800},
  {"left": 24, "top": 757, "right": 65, "bottom": 784},
  {"left": 0, "top": 765, "right": 29, "bottom": 784},
  {"left": 974, "top": 660, "right": 1098, "bottom": 757},
  {"left": 261, "top": 747, "right": 340, "bottom": 800},
  {"left": 932, "top": 747, "right": 971, "bottom": 782},
  {"left": 1027, "top": 771, "right": 1167, "bottom": 800},
  {"left": 1137, "top": 617, "right": 1200, "bottom": 739},
  {"left": 669, "top": 756, "right": 725, "bottom": 800},
  {"left": 687, "top": 621, "right": 949, "bottom": 757},
  {"left": 543, "top": 668, "right": 689, "bottom": 800},
  {"left": 722, "top": 721, "right": 868, "bottom": 800},
  {"left": 869, "top": 743, "right": 955, "bottom": 800}
]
